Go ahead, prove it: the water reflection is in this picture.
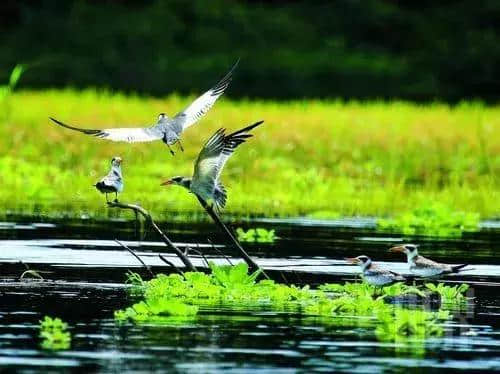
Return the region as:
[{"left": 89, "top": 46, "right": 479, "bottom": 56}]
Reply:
[{"left": 0, "top": 217, "right": 498, "bottom": 371}]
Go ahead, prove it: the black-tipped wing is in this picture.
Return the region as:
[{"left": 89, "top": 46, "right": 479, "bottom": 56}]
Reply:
[
  {"left": 172, "top": 60, "right": 239, "bottom": 133},
  {"left": 49, "top": 117, "right": 164, "bottom": 143},
  {"left": 192, "top": 121, "right": 264, "bottom": 198}
]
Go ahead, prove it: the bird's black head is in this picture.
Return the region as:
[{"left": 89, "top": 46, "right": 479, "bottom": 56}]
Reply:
[
  {"left": 158, "top": 113, "right": 168, "bottom": 121},
  {"left": 160, "top": 176, "right": 191, "bottom": 189},
  {"left": 389, "top": 243, "right": 418, "bottom": 256},
  {"left": 356, "top": 255, "right": 370, "bottom": 263},
  {"left": 404, "top": 244, "right": 418, "bottom": 253},
  {"left": 111, "top": 156, "right": 122, "bottom": 167},
  {"left": 345, "top": 255, "right": 371, "bottom": 266}
]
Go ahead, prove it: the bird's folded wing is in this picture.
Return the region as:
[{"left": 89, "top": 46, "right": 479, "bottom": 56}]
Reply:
[
  {"left": 414, "top": 256, "right": 443, "bottom": 268},
  {"left": 172, "top": 60, "right": 239, "bottom": 132},
  {"left": 49, "top": 117, "right": 163, "bottom": 143}
]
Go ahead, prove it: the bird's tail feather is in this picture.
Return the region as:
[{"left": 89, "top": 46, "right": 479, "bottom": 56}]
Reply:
[
  {"left": 452, "top": 264, "right": 468, "bottom": 273},
  {"left": 227, "top": 120, "right": 264, "bottom": 137}
]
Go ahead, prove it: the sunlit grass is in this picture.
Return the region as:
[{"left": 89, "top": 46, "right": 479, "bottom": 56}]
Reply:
[{"left": 0, "top": 89, "right": 498, "bottom": 220}]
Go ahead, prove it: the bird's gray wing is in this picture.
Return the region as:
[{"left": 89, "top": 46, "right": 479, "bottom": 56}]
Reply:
[
  {"left": 49, "top": 117, "right": 164, "bottom": 143},
  {"left": 171, "top": 60, "right": 238, "bottom": 133},
  {"left": 414, "top": 255, "right": 446, "bottom": 269},
  {"left": 192, "top": 121, "right": 263, "bottom": 189},
  {"left": 103, "top": 167, "right": 122, "bottom": 184}
]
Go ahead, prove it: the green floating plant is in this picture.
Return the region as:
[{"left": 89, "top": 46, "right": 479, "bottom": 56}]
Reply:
[
  {"left": 425, "top": 283, "right": 469, "bottom": 303},
  {"left": 39, "top": 316, "right": 71, "bottom": 351},
  {"left": 114, "top": 299, "right": 198, "bottom": 322},
  {"left": 116, "top": 265, "right": 472, "bottom": 343},
  {"left": 375, "top": 308, "right": 450, "bottom": 343},
  {"left": 210, "top": 262, "right": 262, "bottom": 288},
  {"left": 236, "top": 228, "right": 277, "bottom": 243},
  {"left": 377, "top": 202, "right": 480, "bottom": 237},
  {"left": 319, "top": 282, "right": 425, "bottom": 298}
]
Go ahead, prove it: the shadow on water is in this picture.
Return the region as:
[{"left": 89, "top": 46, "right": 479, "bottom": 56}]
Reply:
[{"left": 0, "top": 216, "right": 499, "bottom": 371}]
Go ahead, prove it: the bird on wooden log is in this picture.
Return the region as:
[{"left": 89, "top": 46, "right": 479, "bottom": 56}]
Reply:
[{"left": 95, "top": 156, "right": 123, "bottom": 203}]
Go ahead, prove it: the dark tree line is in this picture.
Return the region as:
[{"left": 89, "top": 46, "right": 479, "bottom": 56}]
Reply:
[{"left": 1, "top": 0, "right": 499, "bottom": 101}]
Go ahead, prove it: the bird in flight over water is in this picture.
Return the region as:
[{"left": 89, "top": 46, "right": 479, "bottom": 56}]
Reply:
[
  {"left": 49, "top": 60, "right": 239, "bottom": 155},
  {"left": 95, "top": 156, "right": 123, "bottom": 203},
  {"left": 345, "top": 255, "right": 405, "bottom": 286},
  {"left": 389, "top": 244, "right": 468, "bottom": 278},
  {"left": 161, "top": 120, "right": 264, "bottom": 212}
]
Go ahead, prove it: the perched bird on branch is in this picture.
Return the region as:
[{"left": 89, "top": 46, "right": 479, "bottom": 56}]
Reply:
[
  {"left": 49, "top": 60, "right": 239, "bottom": 155},
  {"left": 95, "top": 157, "right": 123, "bottom": 202},
  {"left": 161, "top": 120, "right": 264, "bottom": 212},
  {"left": 389, "top": 244, "right": 468, "bottom": 278},
  {"left": 345, "top": 255, "right": 405, "bottom": 286}
]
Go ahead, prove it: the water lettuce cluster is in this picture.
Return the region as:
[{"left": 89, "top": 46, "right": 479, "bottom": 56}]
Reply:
[
  {"left": 425, "top": 283, "right": 469, "bottom": 303},
  {"left": 39, "top": 316, "right": 71, "bottom": 350},
  {"left": 236, "top": 228, "right": 277, "bottom": 243},
  {"left": 378, "top": 202, "right": 479, "bottom": 236},
  {"left": 115, "top": 263, "right": 470, "bottom": 342}
]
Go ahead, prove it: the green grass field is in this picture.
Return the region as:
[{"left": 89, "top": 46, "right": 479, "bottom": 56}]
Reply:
[{"left": 0, "top": 89, "right": 498, "bottom": 221}]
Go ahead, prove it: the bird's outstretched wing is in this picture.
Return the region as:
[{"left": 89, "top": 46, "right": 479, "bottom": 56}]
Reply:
[
  {"left": 192, "top": 121, "right": 263, "bottom": 208},
  {"left": 171, "top": 60, "right": 239, "bottom": 133},
  {"left": 49, "top": 117, "right": 164, "bottom": 143}
]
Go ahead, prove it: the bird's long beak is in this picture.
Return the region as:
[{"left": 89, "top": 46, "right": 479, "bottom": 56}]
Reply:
[
  {"left": 389, "top": 245, "right": 405, "bottom": 253},
  {"left": 160, "top": 180, "right": 173, "bottom": 186},
  {"left": 345, "top": 257, "right": 360, "bottom": 264}
]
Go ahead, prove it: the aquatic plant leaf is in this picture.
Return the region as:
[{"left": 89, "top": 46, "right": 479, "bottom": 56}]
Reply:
[{"left": 39, "top": 316, "right": 71, "bottom": 351}]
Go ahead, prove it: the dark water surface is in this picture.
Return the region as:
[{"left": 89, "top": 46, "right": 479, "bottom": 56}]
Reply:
[{"left": 0, "top": 217, "right": 500, "bottom": 372}]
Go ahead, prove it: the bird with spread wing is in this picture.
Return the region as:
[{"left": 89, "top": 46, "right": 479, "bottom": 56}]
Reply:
[
  {"left": 161, "top": 120, "right": 264, "bottom": 211},
  {"left": 49, "top": 60, "right": 239, "bottom": 155}
]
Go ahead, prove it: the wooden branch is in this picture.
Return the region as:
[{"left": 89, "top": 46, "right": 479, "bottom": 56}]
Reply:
[
  {"left": 184, "top": 246, "right": 210, "bottom": 268},
  {"left": 196, "top": 196, "right": 269, "bottom": 279},
  {"left": 107, "top": 201, "right": 196, "bottom": 272},
  {"left": 207, "top": 238, "right": 234, "bottom": 265},
  {"left": 115, "top": 239, "right": 154, "bottom": 278},
  {"left": 158, "top": 254, "right": 185, "bottom": 277}
]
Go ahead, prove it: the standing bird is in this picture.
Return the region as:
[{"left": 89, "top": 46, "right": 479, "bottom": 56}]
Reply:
[
  {"left": 49, "top": 60, "right": 239, "bottom": 155},
  {"left": 161, "top": 120, "right": 264, "bottom": 211},
  {"left": 389, "top": 244, "right": 468, "bottom": 278},
  {"left": 345, "top": 255, "right": 405, "bottom": 286},
  {"left": 95, "top": 157, "right": 123, "bottom": 203}
]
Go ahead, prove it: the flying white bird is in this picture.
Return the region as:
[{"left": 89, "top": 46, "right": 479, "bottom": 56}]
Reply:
[
  {"left": 95, "top": 156, "right": 123, "bottom": 202},
  {"left": 389, "top": 244, "right": 468, "bottom": 278},
  {"left": 161, "top": 120, "right": 264, "bottom": 211},
  {"left": 345, "top": 255, "right": 405, "bottom": 286},
  {"left": 49, "top": 60, "right": 239, "bottom": 155}
]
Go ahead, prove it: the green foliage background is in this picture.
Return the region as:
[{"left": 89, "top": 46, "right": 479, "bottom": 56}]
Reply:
[{"left": 0, "top": 90, "right": 498, "bottom": 220}]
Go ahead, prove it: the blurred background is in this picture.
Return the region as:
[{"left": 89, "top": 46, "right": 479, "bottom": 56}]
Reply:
[
  {"left": 0, "top": 0, "right": 498, "bottom": 226},
  {"left": 1, "top": 0, "right": 499, "bottom": 101}
]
